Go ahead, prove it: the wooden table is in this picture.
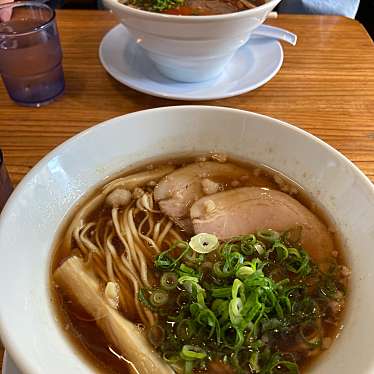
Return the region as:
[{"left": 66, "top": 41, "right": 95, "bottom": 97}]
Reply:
[{"left": 0, "top": 10, "right": 374, "bottom": 370}]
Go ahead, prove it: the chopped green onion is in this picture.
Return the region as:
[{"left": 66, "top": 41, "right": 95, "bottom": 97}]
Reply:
[
  {"left": 273, "top": 241, "right": 289, "bottom": 261},
  {"left": 222, "top": 325, "right": 244, "bottom": 349},
  {"left": 176, "top": 319, "right": 195, "bottom": 340},
  {"left": 160, "top": 272, "right": 178, "bottom": 290},
  {"left": 155, "top": 240, "right": 191, "bottom": 270},
  {"left": 179, "top": 263, "right": 201, "bottom": 278},
  {"left": 138, "top": 288, "right": 155, "bottom": 310},
  {"left": 224, "top": 252, "right": 244, "bottom": 272},
  {"left": 213, "top": 261, "right": 233, "bottom": 278},
  {"left": 231, "top": 278, "right": 244, "bottom": 299},
  {"left": 162, "top": 351, "right": 179, "bottom": 363},
  {"left": 189, "top": 302, "right": 204, "bottom": 317},
  {"left": 240, "top": 234, "right": 257, "bottom": 253},
  {"left": 184, "top": 247, "right": 205, "bottom": 265},
  {"left": 178, "top": 275, "right": 199, "bottom": 284},
  {"left": 249, "top": 351, "right": 260, "bottom": 373},
  {"left": 143, "top": 229, "right": 345, "bottom": 374},
  {"left": 236, "top": 266, "right": 255, "bottom": 279},
  {"left": 189, "top": 233, "right": 219, "bottom": 254},
  {"left": 212, "top": 299, "right": 230, "bottom": 325},
  {"left": 229, "top": 297, "right": 243, "bottom": 326},
  {"left": 220, "top": 241, "right": 240, "bottom": 256},
  {"left": 261, "top": 353, "right": 299, "bottom": 374},
  {"left": 299, "top": 320, "right": 322, "bottom": 348},
  {"left": 184, "top": 360, "right": 194, "bottom": 374},
  {"left": 149, "top": 289, "right": 169, "bottom": 307},
  {"left": 180, "top": 345, "right": 207, "bottom": 360},
  {"left": 286, "top": 249, "right": 311, "bottom": 275},
  {"left": 257, "top": 229, "right": 280, "bottom": 243},
  {"left": 211, "top": 286, "right": 232, "bottom": 298},
  {"left": 254, "top": 243, "right": 266, "bottom": 255},
  {"left": 126, "top": 0, "right": 185, "bottom": 12}
]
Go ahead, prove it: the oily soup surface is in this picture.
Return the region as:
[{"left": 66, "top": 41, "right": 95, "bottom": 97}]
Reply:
[
  {"left": 51, "top": 155, "right": 349, "bottom": 374},
  {"left": 119, "top": 0, "right": 266, "bottom": 15}
]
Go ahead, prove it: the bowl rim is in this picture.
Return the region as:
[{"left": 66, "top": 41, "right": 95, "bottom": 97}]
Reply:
[
  {"left": 1, "top": 105, "right": 374, "bottom": 374},
  {"left": 104, "top": 0, "right": 281, "bottom": 22}
]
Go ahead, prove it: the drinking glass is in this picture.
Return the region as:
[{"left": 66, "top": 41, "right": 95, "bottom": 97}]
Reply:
[
  {"left": 0, "top": 1, "right": 65, "bottom": 106},
  {"left": 0, "top": 149, "right": 13, "bottom": 212}
]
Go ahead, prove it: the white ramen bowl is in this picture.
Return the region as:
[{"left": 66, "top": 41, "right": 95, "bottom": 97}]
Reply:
[
  {"left": 103, "top": 0, "right": 281, "bottom": 82},
  {"left": 0, "top": 106, "right": 374, "bottom": 374}
]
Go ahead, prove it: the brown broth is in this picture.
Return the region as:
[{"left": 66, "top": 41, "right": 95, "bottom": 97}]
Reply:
[
  {"left": 122, "top": 0, "right": 266, "bottom": 15},
  {"left": 50, "top": 154, "right": 348, "bottom": 374}
]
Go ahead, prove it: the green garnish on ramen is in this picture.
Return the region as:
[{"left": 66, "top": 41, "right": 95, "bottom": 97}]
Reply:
[{"left": 139, "top": 230, "right": 346, "bottom": 373}]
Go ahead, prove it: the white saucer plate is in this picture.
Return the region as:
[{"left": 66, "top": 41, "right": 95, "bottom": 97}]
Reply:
[
  {"left": 2, "top": 353, "right": 20, "bottom": 374},
  {"left": 99, "top": 24, "right": 283, "bottom": 101}
]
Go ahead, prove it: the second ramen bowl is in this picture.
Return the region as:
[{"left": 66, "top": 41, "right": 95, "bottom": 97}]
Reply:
[{"left": 103, "top": 0, "right": 281, "bottom": 82}]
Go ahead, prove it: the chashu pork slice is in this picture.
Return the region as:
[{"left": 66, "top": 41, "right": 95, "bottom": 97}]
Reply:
[
  {"left": 153, "top": 161, "right": 255, "bottom": 232},
  {"left": 190, "top": 187, "right": 334, "bottom": 262}
]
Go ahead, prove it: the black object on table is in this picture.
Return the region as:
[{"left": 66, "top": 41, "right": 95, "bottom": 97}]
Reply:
[{"left": 0, "top": 149, "right": 13, "bottom": 212}]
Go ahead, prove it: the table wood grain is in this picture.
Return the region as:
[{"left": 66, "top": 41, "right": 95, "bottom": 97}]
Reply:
[{"left": 0, "top": 10, "right": 373, "bottom": 371}]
